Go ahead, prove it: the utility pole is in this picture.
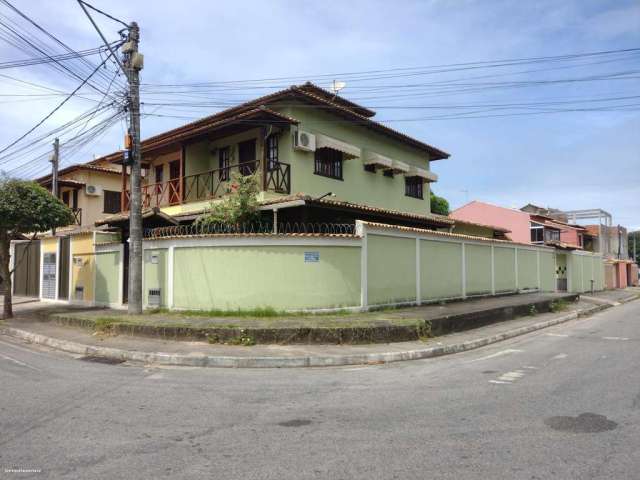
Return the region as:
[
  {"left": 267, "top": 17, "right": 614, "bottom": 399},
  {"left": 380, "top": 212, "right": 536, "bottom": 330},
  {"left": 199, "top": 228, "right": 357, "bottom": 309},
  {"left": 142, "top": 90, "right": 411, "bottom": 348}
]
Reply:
[
  {"left": 50, "top": 137, "right": 59, "bottom": 235},
  {"left": 75, "top": 2, "right": 143, "bottom": 313},
  {"left": 50, "top": 137, "right": 59, "bottom": 198},
  {"left": 123, "top": 22, "right": 143, "bottom": 314}
]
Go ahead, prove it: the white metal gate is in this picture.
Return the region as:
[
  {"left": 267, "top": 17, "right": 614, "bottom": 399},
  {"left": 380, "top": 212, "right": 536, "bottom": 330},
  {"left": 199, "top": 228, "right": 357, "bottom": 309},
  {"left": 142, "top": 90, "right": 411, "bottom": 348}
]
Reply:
[{"left": 42, "top": 252, "right": 56, "bottom": 299}]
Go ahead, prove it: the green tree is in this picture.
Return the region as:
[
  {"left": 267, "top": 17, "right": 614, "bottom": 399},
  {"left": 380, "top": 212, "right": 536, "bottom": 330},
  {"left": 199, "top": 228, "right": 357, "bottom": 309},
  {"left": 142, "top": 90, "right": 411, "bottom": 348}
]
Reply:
[
  {"left": 0, "top": 177, "right": 74, "bottom": 319},
  {"left": 196, "top": 172, "right": 261, "bottom": 226},
  {"left": 430, "top": 190, "right": 450, "bottom": 216}
]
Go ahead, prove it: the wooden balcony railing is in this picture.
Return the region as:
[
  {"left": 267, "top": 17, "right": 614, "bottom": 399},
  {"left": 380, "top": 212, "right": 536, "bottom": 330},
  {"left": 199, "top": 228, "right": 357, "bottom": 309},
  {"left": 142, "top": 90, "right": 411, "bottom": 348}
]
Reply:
[
  {"left": 71, "top": 208, "right": 82, "bottom": 225},
  {"left": 123, "top": 160, "right": 290, "bottom": 211}
]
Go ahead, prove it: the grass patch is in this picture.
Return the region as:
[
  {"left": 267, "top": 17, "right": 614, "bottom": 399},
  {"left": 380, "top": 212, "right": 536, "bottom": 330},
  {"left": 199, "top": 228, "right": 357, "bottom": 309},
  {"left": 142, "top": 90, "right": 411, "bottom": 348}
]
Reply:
[
  {"left": 93, "top": 317, "right": 120, "bottom": 332},
  {"left": 549, "top": 299, "right": 569, "bottom": 312},
  {"left": 144, "top": 306, "right": 356, "bottom": 318}
]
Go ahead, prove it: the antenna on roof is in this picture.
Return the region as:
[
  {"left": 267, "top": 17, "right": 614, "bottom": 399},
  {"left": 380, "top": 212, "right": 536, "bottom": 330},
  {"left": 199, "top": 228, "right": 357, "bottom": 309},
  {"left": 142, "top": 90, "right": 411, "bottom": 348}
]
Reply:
[{"left": 330, "top": 80, "right": 346, "bottom": 98}]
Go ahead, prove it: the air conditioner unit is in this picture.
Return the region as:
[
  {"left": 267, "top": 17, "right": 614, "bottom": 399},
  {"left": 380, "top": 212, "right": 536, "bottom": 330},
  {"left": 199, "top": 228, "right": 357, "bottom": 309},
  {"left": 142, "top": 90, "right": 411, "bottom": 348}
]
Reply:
[
  {"left": 85, "top": 184, "right": 102, "bottom": 196},
  {"left": 293, "top": 130, "right": 316, "bottom": 152}
]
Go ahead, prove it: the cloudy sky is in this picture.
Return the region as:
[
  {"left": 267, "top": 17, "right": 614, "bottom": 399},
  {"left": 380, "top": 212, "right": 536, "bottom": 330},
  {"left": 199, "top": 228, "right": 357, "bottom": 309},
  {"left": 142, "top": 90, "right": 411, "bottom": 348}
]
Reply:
[{"left": 0, "top": 0, "right": 638, "bottom": 228}]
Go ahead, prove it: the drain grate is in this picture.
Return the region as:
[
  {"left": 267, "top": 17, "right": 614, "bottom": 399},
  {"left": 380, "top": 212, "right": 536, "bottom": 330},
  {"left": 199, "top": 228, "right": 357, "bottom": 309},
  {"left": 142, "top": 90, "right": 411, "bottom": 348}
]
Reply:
[{"left": 79, "top": 355, "right": 125, "bottom": 365}]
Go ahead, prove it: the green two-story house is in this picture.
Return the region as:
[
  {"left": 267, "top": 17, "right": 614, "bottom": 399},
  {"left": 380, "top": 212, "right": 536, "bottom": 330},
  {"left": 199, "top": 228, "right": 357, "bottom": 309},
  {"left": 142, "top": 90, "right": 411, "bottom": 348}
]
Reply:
[{"left": 98, "top": 82, "right": 456, "bottom": 231}]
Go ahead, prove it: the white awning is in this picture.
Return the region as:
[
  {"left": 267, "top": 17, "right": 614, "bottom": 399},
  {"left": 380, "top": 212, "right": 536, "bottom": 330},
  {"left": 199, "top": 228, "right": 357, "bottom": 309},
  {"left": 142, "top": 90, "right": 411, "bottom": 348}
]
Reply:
[
  {"left": 363, "top": 151, "right": 393, "bottom": 169},
  {"left": 315, "top": 134, "right": 361, "bottom": 159},
  {"left": 390, "top": 160, "right": 410, "bottom": 173},
  {"left": 406, "top": 166, "right": 438, "bottom": 182}
]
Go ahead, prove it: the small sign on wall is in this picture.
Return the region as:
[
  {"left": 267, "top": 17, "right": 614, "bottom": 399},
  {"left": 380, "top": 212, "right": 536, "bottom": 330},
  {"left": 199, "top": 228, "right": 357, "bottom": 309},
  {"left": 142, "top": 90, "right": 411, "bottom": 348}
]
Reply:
[
  {"left": 304, "top": 251, "right": 320, "bottom": 263},
  {"left": 73, "top": 256, "right": 83, "bottom": 267},
  {"left": 150, "top": 252, "right": 159, "bottom": 264}
]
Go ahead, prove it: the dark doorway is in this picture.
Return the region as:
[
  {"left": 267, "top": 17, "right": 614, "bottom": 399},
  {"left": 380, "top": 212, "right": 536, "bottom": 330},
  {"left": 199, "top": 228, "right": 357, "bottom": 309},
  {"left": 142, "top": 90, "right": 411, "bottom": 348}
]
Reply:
[
  {"left": 13, "top": 241, "right": 40, "bottom": 297},
  {"left": 58, "top": 236, "right": 70, "bottom": 300},
  {"left": 238, "top": 139, "right": 257, "bottom": 175},
  {"left": 169, "top": 160, "right": 181, "bottom": 204}
]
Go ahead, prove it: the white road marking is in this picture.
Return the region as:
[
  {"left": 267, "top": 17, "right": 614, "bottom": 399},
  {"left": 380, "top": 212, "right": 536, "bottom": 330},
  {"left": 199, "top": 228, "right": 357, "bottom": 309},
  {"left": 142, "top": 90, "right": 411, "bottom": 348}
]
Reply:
[
  {"left": 552, "top": 353, "right": 568, "bottom": 360},
  {"left": 602, "top": 336, "right": 629, "bottom": 341},
  {"left": 523, "top": 366, "right": 538, "bottom": 370},
  {"left": 145, "top": 373, "right": 164, "bottom": 380},
  {"left": 468, "top": 349, "right": 522, "bottom": 363},
  {"left": 492, "top": 369, "right": 528, "bottom": 384},
  {"left": 0, "top": 352, "right": 41, "bottom": 371},
  {"left": 546, "top": 333, "right": 569, "bottom": 337}
]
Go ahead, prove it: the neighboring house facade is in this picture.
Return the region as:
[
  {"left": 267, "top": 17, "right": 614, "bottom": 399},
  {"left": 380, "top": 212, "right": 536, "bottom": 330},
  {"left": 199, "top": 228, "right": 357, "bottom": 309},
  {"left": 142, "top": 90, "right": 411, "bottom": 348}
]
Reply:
[
  {"left": 96, "top": 82, "right": 461, "bottom": 232},
  {"left": 452, "top": 201, "right": 595, "bottom": 250},
  {"left": 37, "top": 161, "right": 125, "bottom": 229},
  {"left": 450, "top": 201, "right": 531, "bottom": 244}
]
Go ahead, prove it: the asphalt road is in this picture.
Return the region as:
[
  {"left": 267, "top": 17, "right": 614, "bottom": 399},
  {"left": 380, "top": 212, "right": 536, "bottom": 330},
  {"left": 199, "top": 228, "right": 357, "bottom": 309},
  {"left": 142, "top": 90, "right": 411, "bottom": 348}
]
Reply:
[{"left": 1, "top": 301, "right": 639, "bottom": 479}]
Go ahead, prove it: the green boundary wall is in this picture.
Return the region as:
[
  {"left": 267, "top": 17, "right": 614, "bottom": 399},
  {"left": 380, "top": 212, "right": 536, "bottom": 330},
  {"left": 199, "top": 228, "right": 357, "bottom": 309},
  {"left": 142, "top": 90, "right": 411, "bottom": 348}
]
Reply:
[{"left": 86, "top": 222, "right": 608, "bottom": 311}]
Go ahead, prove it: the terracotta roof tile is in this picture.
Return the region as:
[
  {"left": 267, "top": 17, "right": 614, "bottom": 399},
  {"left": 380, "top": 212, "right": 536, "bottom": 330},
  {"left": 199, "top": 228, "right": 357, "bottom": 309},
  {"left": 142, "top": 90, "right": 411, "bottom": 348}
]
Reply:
[{"left": 260, "top": 193, "right": 454, "bottom": 225}]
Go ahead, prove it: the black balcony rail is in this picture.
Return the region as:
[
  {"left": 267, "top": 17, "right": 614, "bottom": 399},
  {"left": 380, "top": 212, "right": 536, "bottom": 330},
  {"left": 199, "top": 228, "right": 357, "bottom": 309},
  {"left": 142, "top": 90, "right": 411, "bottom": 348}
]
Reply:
[
  {"left": 71, "top": 208, "right": 82, "bottom": 225},
  {"left": 144, "top": 222, "right": 356, "bottom": 239},
  {"left": 123, "top": 160, "right": 290, "bottom": 211}
]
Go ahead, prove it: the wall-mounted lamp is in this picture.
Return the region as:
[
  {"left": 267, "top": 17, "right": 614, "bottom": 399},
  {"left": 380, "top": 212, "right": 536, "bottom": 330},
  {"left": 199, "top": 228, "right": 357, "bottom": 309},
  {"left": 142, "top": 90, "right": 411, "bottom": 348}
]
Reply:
[{"left": 315, "top": 192, "right": 335, "bottom": 201}]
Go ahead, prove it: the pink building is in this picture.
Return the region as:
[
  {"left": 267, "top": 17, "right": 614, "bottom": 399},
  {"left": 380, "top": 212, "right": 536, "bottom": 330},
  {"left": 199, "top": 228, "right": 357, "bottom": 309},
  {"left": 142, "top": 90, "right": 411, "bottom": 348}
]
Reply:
[
  {"left": 450, "top": 201, "right": 531, "bottom": 244},
  {"left": 451, "top": 201, "right": 592, "bottom": 248}
]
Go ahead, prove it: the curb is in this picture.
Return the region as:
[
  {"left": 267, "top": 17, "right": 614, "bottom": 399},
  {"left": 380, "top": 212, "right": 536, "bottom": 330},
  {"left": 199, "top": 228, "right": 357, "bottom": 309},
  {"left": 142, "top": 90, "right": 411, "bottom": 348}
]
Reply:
[
  {"left": 44, "top": 294, "right": 579, "bottom": 345},
  {"left": 0, "top": 305, "right": 609, "bottom": 368}
]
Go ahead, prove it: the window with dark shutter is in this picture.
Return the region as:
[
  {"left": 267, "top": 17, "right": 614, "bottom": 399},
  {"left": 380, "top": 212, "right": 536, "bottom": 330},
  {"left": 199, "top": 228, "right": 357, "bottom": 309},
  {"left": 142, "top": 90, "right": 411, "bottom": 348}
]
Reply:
[
  {"left": 404, "top": 176, "right": 423, "bottom": 199},
  {"left": 266, "top": 134, "right": 278, "bottom": 171},
  {"left": 103, "top": 190, "right": 121, "bottom": 214},
  {"left": 314, "top": 148, "right": 343, "bottom": 180},
  {"left": 219, "top": 147, "right": 230, "bottom": 181}
]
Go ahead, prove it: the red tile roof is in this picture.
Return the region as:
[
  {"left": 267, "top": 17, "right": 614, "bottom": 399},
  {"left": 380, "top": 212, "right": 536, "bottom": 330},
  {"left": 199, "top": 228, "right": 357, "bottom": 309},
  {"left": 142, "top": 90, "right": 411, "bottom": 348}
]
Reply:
[
  {"left": 36, "top": 164, "right": 121, "bottom": 184},
  {"left": 92, "top": 83, "right": 449, "bottom": 165}
]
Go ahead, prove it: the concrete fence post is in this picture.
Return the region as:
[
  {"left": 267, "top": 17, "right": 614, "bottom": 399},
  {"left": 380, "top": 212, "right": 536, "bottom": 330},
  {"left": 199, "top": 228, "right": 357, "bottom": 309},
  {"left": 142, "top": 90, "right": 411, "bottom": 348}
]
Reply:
[
  {"left": 514, "top": 246, "right": 519, "bottom": 291},
  {"left": 356, "top": 221, "right": 368, "bottom": 310},
  {"left": 461, "top": 242, "right": 467, "bottom": 299},
  {"left": 167, "top": 245, "right": 175, "bottom": 309},
  {"left": 490, "top": 245, "right": 496, "bottom": 296},
  {"left": 536, "top": 250, "right": 541, "bottom": 291}
]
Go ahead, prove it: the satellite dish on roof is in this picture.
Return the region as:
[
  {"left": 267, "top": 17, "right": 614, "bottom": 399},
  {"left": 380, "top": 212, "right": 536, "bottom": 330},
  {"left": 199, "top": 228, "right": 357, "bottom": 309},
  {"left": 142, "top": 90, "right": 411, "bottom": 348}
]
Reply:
[{"left": 330, "top": 80, "right": 347, "bottom": 94}]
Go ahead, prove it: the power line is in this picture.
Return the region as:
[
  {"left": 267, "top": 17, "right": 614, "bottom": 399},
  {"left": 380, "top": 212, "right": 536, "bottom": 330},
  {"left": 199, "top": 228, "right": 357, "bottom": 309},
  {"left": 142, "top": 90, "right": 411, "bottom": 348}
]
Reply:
[
  {"left": 0, "top": 43, "right": 115, "bottom": 69},
  {"left": 0, "top": 0, "right": 125, "bottom": 95},
  {"left": 0, "top": 53, "right": 116, "bottom": 156},
  {"left": 140, "top": 47, "right": 640, "bottom": 88},
  {"left": 77, "top": 0, "right": 129, "bottom": 28}
]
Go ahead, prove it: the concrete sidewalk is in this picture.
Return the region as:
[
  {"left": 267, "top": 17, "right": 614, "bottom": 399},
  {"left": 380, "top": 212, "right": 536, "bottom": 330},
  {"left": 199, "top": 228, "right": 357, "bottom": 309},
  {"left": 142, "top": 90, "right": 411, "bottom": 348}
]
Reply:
[{"left": 3, "top": 292, "right": 636, "bottom": 367}]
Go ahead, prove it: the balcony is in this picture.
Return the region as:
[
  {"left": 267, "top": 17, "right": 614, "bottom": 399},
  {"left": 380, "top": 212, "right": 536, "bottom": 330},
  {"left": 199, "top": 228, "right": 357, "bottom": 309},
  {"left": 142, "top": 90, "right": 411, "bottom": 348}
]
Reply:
[
  {"left": 71, "top": 208, "right": 82, "bottom": 225},
  {"left": 123, "top": 160, "right": 290, "bottom": 211}
]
